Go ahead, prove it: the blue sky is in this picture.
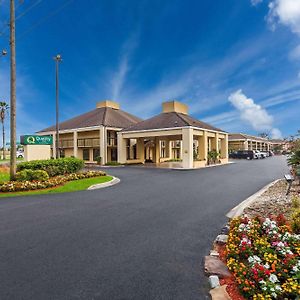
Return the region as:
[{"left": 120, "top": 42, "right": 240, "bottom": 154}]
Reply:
[{"left": 0, "top": 0, "right": 300, "bottom": 140}]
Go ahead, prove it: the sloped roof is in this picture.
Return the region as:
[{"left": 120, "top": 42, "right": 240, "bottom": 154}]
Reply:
[
  {"left": 122, "top": 112, "right": 226, "bottom": 133},
  {"left": 229, "top": 133, "right": 269, "bottom": 142},
  {"left": 38, "top": 107, "right": 142, "bottom": 133}
]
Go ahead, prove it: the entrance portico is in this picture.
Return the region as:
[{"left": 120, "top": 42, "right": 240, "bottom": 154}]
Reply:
[{"left": 118, "top": 101, "right": 228, "bottom": 169}]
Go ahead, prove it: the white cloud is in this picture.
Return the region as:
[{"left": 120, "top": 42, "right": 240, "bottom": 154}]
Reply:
[
  {"left": 251, "top": 0, "right": 263, "bottom": 6},
  {"left": 267, "top": 0, "right": 300, "bottom": 34},
  {"left": 289, "top": 45, "right": 300, "bottom": 60},
  {"left": 228, "top": 89, "right": 282, "bottom": 138},
  {"left": 111, "top": 33, "right": 139, "bottom": 101},
  {"left": 270, "top": 128, "right": 283, "bottom": 139}
]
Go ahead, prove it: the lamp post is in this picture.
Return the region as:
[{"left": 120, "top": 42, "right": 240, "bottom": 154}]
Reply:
[
  {"left": 1, "top": 50, "right": 7, "bottom": 161},
  {"left": 53, "top": 54, "right": 62, "bottom": 159}
]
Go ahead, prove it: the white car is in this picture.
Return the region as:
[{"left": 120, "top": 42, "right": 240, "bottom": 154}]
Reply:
[
  {"left": 254, "top": 150, "right": 266, "bottom": 159},
  {"left": 260, "top": 151, "right": 269, "bottom": 158},
  {"left": 16, "top": 151, "right": 24, "bottom": 158}
]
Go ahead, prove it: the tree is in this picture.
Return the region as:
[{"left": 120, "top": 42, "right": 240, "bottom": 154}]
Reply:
[
  {"left": 259, "top": 132, "right": 269, "bottom": 139},
  {"left": 0, "top": 101, "right": 9, "bottom": 160}
]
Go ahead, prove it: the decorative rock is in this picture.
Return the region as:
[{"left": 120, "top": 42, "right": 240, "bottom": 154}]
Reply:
[
  {"left": 210, "top": 285, "right": 231, "bottom": 300},
  {"left": 209, "top": 275, "right": 220, "bottom": 289},
  {"left": 215, "top": 234, "right": 228, "bottom": 244},
  {"left": 220, "top": 225, "right": 230, "bottom": 235},
  {"left": 204, "top": 256, "right": 231, "bottom": 278},
  {"left": 210, "top": 250, "right": 219, "bottom": 257}
]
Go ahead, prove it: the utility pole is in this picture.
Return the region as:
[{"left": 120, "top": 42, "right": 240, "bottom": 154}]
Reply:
[
  {"left": 53, "top": 54, "right": 62, "bottom": 159},
  {"left": 10, "top": 0, "right": 17, "bottom": 180}
]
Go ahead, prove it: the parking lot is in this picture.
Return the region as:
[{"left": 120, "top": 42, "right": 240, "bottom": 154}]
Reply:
[{"left": 0, "top": 156, "right": 289, "bottom": 299}]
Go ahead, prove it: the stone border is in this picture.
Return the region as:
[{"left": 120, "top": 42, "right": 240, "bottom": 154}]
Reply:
[
  {"left": 205, "top": 225, "right": 232, "bottom": 299},
  {"left": 205, "top": 178, "right": 282, "bottom": 299},
  {"left": 87, "top": 176, "right": 120, "bottom": 190},
  {"left": 226, "top": 179, "right": 280, "bottom": 218}
]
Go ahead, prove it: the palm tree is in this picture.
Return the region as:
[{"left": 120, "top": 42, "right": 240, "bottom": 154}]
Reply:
[{"left": 0, "top": 101, "right": 9, "bottom": 160}]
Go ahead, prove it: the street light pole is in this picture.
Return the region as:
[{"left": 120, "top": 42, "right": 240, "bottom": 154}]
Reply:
[
  {"left": 1, "top": 50, "right": 7, "bottom": 161},
  {"left": 10, "top": 0, "right": 17, "bottom": 180},
  {"left": 53, "top": 54, "right": 62, "bottom": 159}
]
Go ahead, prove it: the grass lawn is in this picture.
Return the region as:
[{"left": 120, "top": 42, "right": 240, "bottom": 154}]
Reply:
[{"left": 0, "top": 176, "right": 113, "bottom": 198}]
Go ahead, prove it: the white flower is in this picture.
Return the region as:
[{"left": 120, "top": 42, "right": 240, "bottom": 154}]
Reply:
[
  {"left": 275, "top": 285, "right": 282, "bottom": 291},
  {"left": 264, "top": 263, "right": 270, "bottom": 269},
  {"left": 269, "top": 274, "right": 279, "bottom": 283},
  {"left": 248, "top": 255, "right": 261, "bottom": 265}
]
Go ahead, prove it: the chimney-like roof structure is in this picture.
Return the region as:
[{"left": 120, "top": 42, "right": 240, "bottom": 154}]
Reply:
[
  {"left": 38, "top": 101, "right": 141, "bottom": 133},
  {"left": 123, "top": 101, "right": 226, "bottom": 133}
]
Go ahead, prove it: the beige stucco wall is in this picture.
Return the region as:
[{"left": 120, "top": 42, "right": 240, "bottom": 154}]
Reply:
[{"left": 24, "top": 145, "right": 51, "bottom": 161}]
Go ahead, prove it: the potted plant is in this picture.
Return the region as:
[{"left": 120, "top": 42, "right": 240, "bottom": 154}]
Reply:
[{"left": 95, "top": 156, "right": 101, "bottom": 165}]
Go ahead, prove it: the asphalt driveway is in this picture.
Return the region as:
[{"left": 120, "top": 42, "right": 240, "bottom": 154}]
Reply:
[{"left": 0, "top": 156, "right": 289, "bottom": 300}]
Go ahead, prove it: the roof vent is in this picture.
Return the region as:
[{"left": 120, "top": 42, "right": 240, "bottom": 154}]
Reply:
[
  {"left": 96, "top": 100, "right": 120, "bottom": 110},
  {"left": 162, "top": 101, "right": 188, "bottom": 115}
]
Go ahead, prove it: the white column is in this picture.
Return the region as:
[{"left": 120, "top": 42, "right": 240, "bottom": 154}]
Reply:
[
  {"left": 220, "top": 134, "right": 228, "bottom": 159},
  {"left": 155, "top": 137, "right": 160, "bottom": 164},
  {"left": 73, "top": 131, "right": 78, "bottom": 158},
  {"left": 180, "top": 141, "right": 183, "bottom": 159},
  {"left": 117, "top": 132, "right": 127, "bottom": 164},
  {"left": 168, "top": 140, "right": 172, "bottom": 159},
  {"left": 198, "top": 131, "right": 208, "bottom": 161},
  {"left": 100, "top": 126, "right": 106, "bottom": 165},
  {"left": 182, "top": 128, "right": 193, "bottom": 169},
  {"left": 137, "top": 138, "right": 145, "bottom": 163}
]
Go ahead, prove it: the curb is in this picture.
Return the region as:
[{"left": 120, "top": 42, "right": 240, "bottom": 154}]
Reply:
[
  {"left": 87, "top": 176, "right": 120, "bottom": 190},
  {"left": 226, "top": 179, "right": 281, "bottom": 219},
  {"left": 205, "top": 179, "right": 282, "bottom": 299},
  {"left": 172, "top": 161, "right": 235, "bottom": 171}
]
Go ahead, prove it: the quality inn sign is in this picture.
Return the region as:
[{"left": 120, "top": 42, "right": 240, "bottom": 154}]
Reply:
[{"left": 21, "top": 135, "right": 53, "bottom": 145}]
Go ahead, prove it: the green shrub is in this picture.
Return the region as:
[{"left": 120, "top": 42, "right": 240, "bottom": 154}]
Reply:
[
  {"left": 0, "top": 171, "right": 106, "bottom": 192},
  {"left": 17, "top": 157, "right": 84, "bottom": 177},
  {"left": 207, "top": 150, "right": 219, "bottom": 165},
  {"left": 287, "top": 150, "right": 300, "bottom": 167},
  {"left": 290, "top": 196, "right": 300, "bottom": 233},
  {"left": 291, "top": 208, "right": 300, "bottom": 233},
  {"left": 16, "top": 169, "right": 49, "bottom": 182},
  {"left": 105, "top": 161, "right": 122, "bottom": 166}
]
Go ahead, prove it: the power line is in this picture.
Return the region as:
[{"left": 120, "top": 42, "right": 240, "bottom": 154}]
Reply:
[
  {"left": 15, "top": 0, "right": 44, "bottom": 21},
  {"left": 0, "top": 0, "right": 29, "bottom": 37},
  {"left": 18, "top": 0, "right": 75, "bottom": 41}
]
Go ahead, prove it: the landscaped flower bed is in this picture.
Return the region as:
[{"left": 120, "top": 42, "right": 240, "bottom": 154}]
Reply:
[
  {"left": 0, "top": 171, "right": 106, "bottom": 192},
  {"left": 226, "top": 215, "right": 300, "bottom": 299}
]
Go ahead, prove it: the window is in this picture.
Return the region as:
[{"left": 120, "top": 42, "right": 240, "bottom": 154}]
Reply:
[
  {"left": 60, "top": 149, "right": 65, "bottom": 158},
  {"left": 83, "top": 149, "right": 90, "bottom": 161},
  {"left": 160, "top": 141, "right": 166, "bottom": 158},
  {"left": 93, "top": 148, "right": 100, "bottom": 161}
]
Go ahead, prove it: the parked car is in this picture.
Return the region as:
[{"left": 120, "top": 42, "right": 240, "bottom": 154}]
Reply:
[
  {"left": 254, "top": 150, "right": 266, "bottom": 159},
  {"left": 260, "top": 151, "right": 269, "bottom": 158},
  {"left": 16, "top": 150, "right": 24, "bottom": 158},
  {"left": 229, "top": 150, "right": 256, "bottom": 160}
]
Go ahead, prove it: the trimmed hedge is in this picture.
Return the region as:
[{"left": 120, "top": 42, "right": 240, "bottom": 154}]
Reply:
[
  {"left": 17, "top": 157, "right": 84, "bottom": 177},
  {"left": 16, "top": 169, "right": 49, "bottom": 182},
  {"left": 0, "top": 171, "right": 106, "bottom": 192}
]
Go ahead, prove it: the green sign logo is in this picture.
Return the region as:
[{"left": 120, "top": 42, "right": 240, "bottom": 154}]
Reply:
[{"left": 22, "top": 135, "right": 53, "bottom": 145}]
